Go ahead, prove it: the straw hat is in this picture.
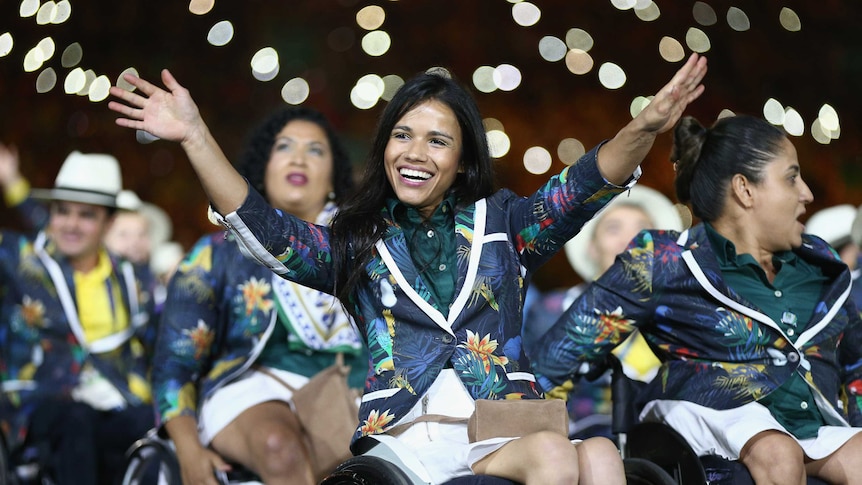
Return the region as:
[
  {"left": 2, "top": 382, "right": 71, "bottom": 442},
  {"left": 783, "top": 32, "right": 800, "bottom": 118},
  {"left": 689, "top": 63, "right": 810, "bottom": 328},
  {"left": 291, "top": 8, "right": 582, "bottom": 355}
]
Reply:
[
  {"left": 805, "top": 204, "right": 857, "bottom": 248},
  {"left": 31, "top": 151, "right": 123, "bottom": 208},
  {"left": 852, "top": 205, "right": 862, "bottom": 249},
  {"left": 564, "top": 185, "right": 685, "bottom": 281}
]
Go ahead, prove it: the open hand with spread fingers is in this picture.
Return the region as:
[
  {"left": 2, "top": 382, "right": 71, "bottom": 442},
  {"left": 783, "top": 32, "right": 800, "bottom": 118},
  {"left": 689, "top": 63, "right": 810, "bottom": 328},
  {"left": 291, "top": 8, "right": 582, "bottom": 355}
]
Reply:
[
  {"left": 108, "top": 69, "right": 207, "bottom": 148},
  {"left": 634, "top": 53, "right": 708, "bottom": 135}
]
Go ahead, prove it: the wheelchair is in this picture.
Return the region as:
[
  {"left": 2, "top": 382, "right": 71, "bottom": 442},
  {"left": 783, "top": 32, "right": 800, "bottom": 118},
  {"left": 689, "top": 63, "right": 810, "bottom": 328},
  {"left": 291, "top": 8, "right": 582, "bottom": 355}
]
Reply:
[
  {"left": 320, "top": 375, "right": 678, "bottom": 485},
  {"left": 120, "top": 428, "right": 262, "bottom": 485},
  {"left": 607, "top": 355, "right": 830, "bottom": 485},
  {"left": 0, "top": 433, "right": 55, "bottom": 485}
]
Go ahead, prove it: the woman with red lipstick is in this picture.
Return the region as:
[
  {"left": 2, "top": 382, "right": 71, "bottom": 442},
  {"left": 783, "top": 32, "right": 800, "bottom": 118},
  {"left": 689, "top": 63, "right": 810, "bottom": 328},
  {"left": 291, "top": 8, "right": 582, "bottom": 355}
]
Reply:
[
  {"left": 109, "top": 54, "right": 707, "bottom": 484},
  {"left": 150, "top": 107, "right": 368, "bottom": 485},
  {"left": 532, "top": 115, "right": 862, "bottom": 485}
]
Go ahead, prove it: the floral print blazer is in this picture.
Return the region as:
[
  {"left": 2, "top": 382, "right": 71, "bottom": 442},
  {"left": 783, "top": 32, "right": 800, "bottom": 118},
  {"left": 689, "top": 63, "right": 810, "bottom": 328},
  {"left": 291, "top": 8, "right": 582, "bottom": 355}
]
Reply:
[
  {"left": 0, "top": 230, "right": 156, "bottom": 450},
  {"left": 150, "top": 232, "right": 366, "bottom": 430},
  {"left": 217, "top": 145, "right": 636, "bottom": 444},
  {"left": 532, "top": 224, "right": 862, "bottom": 427}
]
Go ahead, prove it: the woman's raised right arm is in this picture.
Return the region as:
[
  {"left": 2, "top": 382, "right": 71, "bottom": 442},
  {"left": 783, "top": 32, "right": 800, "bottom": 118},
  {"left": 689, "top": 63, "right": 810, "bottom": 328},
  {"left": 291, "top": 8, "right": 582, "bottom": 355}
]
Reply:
[{"left": 108, "top": 69, "right": 247, "bottom": 215}]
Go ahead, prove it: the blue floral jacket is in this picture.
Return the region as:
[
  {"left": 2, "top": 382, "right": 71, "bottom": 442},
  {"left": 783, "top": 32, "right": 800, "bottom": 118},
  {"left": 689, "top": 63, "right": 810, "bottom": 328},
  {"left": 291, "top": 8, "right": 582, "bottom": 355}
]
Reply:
[
  {"left": 532, "top": 224, "right": 862, "bottom": 427},
  {"left": 151, "top": 232, "right": 367, "bottom": 430},
  {"left": 217, "top": 145, "right": 635, "bottom": 444},
  {"left": 0, "top": 230, "right": 156, "bottom": 450}
]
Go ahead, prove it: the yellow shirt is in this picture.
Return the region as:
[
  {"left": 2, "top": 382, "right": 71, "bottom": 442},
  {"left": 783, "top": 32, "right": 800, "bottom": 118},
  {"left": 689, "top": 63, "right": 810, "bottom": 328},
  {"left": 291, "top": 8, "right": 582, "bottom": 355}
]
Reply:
[{"left": 74, "top": 250, "right": 130, "bottom": 342}]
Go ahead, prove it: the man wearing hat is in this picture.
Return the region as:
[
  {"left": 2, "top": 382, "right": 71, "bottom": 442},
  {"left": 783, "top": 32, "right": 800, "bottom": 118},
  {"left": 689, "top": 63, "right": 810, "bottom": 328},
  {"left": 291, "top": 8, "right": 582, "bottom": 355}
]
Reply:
[{"left": 0, "top": 150, "right": 157, "bottom": 485}]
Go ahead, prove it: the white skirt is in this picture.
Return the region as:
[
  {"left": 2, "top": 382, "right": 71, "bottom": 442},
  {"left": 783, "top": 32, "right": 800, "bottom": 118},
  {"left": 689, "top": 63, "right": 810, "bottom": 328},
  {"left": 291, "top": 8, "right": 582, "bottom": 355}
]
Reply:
[
  {"left": 198, "top": 367, "right": 309, "bottom": 445},
  {"left": 367, "top": 369, "right": 580, "bottom": 484},
  {"left": 641, "top": 399, "right": 862, "bottom": 461}
]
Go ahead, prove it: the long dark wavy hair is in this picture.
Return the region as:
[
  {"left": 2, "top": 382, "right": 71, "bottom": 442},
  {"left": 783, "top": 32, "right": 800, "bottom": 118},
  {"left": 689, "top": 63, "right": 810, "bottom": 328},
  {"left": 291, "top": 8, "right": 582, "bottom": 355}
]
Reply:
[
  {"left": 235, "top": 106, "right": 353, "bottom": 205},
  {"left": 671, "top": 114, "right": 786, "bottom": 222},
  {"left": 330, "top": 70, "right": 496, "bottom": 304}
]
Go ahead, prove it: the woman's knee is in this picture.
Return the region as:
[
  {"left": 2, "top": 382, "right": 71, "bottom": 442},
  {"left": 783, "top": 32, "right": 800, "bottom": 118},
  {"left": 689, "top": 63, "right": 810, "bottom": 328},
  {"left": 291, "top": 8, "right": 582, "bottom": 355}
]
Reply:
[
  {"left": 740, "top": 431, "right": 804, "bottom": 484},
  {"left": 523, "top": 431, "right": 580, "bottom": 469},
  {"left": 251, "top": 426, "right": 310, "bottom": 475}
]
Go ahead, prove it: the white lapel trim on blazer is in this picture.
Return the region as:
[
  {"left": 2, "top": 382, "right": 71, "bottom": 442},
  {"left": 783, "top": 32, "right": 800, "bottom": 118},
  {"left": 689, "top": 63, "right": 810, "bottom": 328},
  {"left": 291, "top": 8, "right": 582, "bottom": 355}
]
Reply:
[
  {"left": 374, "top": 198, "right": 489, "bottom": 337},
  {"left": 34, "top": 231, "right": 135, "bottom": 354},
  {"left": 375, "top": 239, "right": 452, "bottom": 335},
  {"left": 447, "top": 198, "right": 487, "bottom": 326}
]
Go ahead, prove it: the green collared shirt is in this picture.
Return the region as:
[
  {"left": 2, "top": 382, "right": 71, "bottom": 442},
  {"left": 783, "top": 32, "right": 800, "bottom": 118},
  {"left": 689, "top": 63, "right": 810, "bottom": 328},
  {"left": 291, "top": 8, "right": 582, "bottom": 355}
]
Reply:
[
  {"left": 705, "top": 223, "right": 829, "bottom": 438},
  {"left": 386, "top": 196, "right": 458, "bottom": 318}
]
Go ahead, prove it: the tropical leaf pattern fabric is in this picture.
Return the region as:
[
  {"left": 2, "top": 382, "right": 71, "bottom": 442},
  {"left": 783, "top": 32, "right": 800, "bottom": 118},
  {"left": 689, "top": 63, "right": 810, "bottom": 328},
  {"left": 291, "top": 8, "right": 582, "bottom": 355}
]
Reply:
[
  {"left": 532, "top": 225, "right": 862, "bottom": 426},
  {"left": 151, "top": 232, "right": 367, "bottom": 429},
  {"left": 223, "top": 145, "right": 640, "bottom": 443},
  {"left": 0, "top": 230, "right": 156, "bottom": 450}
]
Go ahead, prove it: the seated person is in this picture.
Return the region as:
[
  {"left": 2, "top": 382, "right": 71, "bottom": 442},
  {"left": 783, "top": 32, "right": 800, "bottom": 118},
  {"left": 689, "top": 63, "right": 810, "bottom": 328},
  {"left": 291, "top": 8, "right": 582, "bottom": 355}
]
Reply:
[
  {"left": 523, "top": 185, "right": 685, "bottom": 438},
  {"left": 806, "top": 203, "right": 862, "bottom": 310},
  {"left": 152, "top": 107, "right": 368, "bottom": 485},
  {"left": 532, "top": 114, "right": 862, "bottom": 485},
  {"left": 0, "top": 151, "right": 157, "bottom": 485}
]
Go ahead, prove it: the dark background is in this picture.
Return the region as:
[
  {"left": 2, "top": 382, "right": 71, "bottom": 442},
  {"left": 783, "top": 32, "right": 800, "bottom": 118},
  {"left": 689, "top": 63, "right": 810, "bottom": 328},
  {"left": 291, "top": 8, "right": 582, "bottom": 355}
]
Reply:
[{"left": 2, "top": 0, "right": 860, "bottom": 290}]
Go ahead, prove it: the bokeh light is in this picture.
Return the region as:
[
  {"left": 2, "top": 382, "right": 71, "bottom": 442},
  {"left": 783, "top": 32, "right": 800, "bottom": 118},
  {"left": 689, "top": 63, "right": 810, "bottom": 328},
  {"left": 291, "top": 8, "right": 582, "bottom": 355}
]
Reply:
[
  {"left": 36, "top": 67, "right": 56, "bottom": 93},
  {"left": 487, "top": 130, "right": 511, "bottom": 158},
  {"left": 598, "top": 62, "right": 626, "bottom": 89},
  {"left": 779, "top": 7, "right": 801, "bottom": 32},
  {"left": 493, "top": 64, "right": 521, "bottom": 91},
  {"left": 692, "top": 1, "right": 717, "bottom": 26},
  {"left": 685, "top": 27, "right": 711, "bottom": 53},
  {"left": 61, "top": 42, "right": 82, "bottom": 67},
  {"left": 658, "top": 36, "right": 685, "bottom": 62},
  {"left": 727, "top": 7, "right": 751, "bottom": 32},
  {"left": 565, "top": 49, "right": 593, "bottom": 75},
  {"left": 472, "top": 66, "right": 497, "bottom": 93},
  {"left": 251, "top": 47, "right": 279, "bottom": 81},
  {"left": 0, "top": 33, "right": 14, "bottom": 57},
  {"left": 361, "top": 30, "right": 391, "bottom": 56},
  {"left": 356, "top": 5, "right": 386, "bottom": 30},
  {"left": 512, "top": 2, "right": 541, "bottom": 27},
  {"left": 207, "top": 21, "right": 234, "bottom": 47},
  {"left": 523, "top": 146, "right": 552, "bottom": 174},
  {"left": 565, "top": 28, "right": 594, "bottom": 51},
  {"left": 783, "top": 107, "right": 804, "bottom": 136},
  {"left": 557, "top": 138, "right": 585, "bottom": 165},
  {"left": 634, "top": 1, "right": 660, "bottom": 22},
  {"left": 281, "top": 77, "right": 310, "bottom": 105},
  {"left": 188, "top": 0, "right": 215, "bottom": 15},
  {"left": 538, "top": 36, "right": 567, "bottom": 62}
]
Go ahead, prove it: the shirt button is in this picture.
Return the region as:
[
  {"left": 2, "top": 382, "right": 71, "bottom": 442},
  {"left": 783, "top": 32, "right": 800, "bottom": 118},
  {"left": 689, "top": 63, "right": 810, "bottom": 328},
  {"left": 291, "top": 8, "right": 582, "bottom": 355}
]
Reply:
[
  {"left": 438, "top": 264, "right": 447, "bottom": 271},
  {"left": 787, "top": 353, "right": 799, "bottom": 363},
  {"left": 787, "top": 329, "right": 795, "bottom": 336},
  {"left": 427, "top": 230, "right": 435, "bottom": 238},
  {"left": 774, "top": 290, "right": 783, "bottom": 297},
  {"left": 442, "top": 334, "right": 454, "bottom": 344},
  {"left": 800, "top": 401, "right": 809, "bottom": 410}
]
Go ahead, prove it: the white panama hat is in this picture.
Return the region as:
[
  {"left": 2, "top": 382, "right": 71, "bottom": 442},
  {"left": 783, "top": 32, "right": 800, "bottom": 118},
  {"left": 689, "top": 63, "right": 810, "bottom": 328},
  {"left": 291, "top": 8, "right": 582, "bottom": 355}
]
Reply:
[
  {"left": 564, "top": 185, "right": 685, "bottom": 282},
  {"left": 31, "top": 151, "right": 123, "bottom": 208},
  {"left": 805, "top": 204, "right": 857, "bottom": 248},
  {"left": 852, "top": 205, "right": 862, "bottom": 249}
]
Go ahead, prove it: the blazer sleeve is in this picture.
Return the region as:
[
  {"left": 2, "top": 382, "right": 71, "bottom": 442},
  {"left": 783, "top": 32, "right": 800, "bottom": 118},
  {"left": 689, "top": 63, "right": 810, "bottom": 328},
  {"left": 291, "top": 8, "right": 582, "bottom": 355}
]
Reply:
[
  {"left": 510, "top": 142, "right": 639, "bottom": 271},
  {"left": 150, "top": 234, "right": 221, "bottom": 427},
  {"left": 531, "top": 229, "right": 659, "bottom": 396}
]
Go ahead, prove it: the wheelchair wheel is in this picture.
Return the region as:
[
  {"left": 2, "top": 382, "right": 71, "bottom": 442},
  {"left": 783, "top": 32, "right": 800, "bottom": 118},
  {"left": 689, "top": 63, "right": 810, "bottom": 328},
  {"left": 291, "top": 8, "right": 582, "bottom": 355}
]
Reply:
[
  {"left": 624, "top": 457, "right": 677, "bottom": 485},
  {"left": 319, "top": 456, "right": 413, "bottom": 485},
  {"left": 121, "top": 436, "right": 181, "bottom": 485}
]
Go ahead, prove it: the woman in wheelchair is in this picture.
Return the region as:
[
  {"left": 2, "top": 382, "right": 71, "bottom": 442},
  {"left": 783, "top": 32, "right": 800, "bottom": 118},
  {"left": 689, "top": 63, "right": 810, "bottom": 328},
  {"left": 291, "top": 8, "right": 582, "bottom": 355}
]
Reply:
[
  {"left": 108, "top": 53, "right": 707, "bottom": 484},
  {"left": 150, "top": 107, "right": 368, "bottom": 485},
  {"left": 532, "top": 114, "right": 862, "bottom": 485}
]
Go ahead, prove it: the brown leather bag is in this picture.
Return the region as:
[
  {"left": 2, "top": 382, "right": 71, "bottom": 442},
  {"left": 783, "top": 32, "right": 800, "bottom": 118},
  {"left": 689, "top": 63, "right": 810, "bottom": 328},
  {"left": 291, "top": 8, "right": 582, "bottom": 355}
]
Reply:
[
  {"left": 467, "top": 398, "right": 569, "bottom": 442},
  {"left": 257, "top": 354, "right": 358, "bottom": 480}
]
